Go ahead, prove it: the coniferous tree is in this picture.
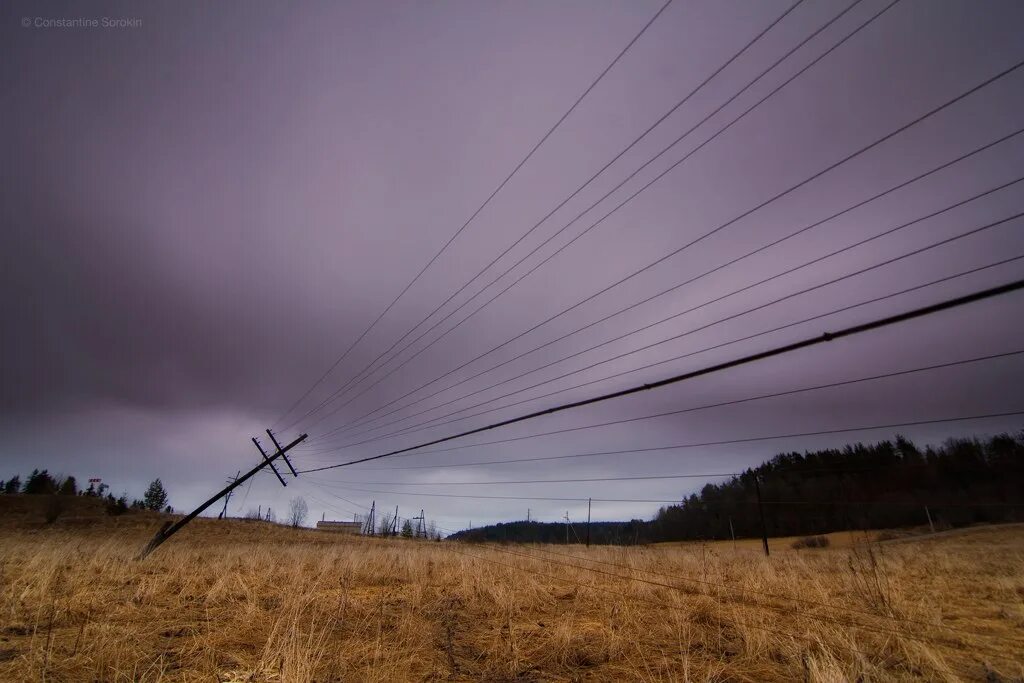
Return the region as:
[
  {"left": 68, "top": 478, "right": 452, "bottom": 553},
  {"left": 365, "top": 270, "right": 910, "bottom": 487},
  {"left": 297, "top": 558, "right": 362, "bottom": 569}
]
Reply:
[
  {"left": 59, "top": 476, "right": 78, "bottom": 496},
  {"left": 23, "top": 470, "right": 57, "bottom": 495},
  {"left": 143, "top": 479, "right": 168, "bottom": 511}
]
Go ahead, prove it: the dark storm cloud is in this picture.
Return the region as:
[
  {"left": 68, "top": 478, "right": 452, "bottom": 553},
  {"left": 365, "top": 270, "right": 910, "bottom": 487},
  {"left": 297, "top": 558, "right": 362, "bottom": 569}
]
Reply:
[{"left": 2, "top": 0, "right": 1023, "bottom": 530}]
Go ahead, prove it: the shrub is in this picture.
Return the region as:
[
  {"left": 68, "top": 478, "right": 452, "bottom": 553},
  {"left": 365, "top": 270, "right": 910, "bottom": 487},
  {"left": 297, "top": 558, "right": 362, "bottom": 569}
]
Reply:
[
  {"left": 44, "top": 495, "right": 65, "bottom": 523},
  {"left": 105, "top": 495, "right": 129, "bottom": 516},
  {"left": 791, "top": 535, "right": 830, "bottom": 549}
]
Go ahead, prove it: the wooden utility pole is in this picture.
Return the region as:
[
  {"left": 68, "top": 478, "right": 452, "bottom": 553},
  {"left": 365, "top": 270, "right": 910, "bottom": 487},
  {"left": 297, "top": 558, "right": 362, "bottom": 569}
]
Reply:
[
  {"left": 218, "top": 470, "right": 241, "bottom": 519},
  {"left": 564, "top": 511, "right": 569, "bottom": 544},
  {"left": 754, "top": 475, "right": 770, "bottom": 557},
  {"left": 139, "top": 431, "right": 307, "bottom": 558},
  {"left": 925, "top": 505, "right": 935, "bottom": 533},
  {"left": 586, "top": 498, "right": 592, "bottom": 548},
  {"left": 392, "top": 506, "right": 399, "bottom": 536},
  {"left": 364, "top": 501, "right": 376, "bottom": 535},
  {"left": 413, "top": 509, "right": 425, "bottom": 538}
]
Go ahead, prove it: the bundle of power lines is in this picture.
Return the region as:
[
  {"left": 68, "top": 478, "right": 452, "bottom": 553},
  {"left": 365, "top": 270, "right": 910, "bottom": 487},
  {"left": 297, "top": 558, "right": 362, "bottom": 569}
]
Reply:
[{"left": 235, "top": 0, "right": 1024, "bottom": 652}]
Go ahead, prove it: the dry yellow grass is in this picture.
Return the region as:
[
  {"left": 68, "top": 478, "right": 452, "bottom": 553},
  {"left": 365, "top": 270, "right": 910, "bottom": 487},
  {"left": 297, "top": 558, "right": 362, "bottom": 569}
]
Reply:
[{"left": 0, "top": 513, "right": 1022, "bottom": 682}]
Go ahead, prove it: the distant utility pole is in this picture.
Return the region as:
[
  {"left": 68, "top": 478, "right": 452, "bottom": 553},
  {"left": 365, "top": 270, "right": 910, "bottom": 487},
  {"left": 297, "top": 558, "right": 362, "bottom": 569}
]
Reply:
[
  {"left": 139, "top": 430, "right": 307, "bottom": 558},
  {"left": 586, "top": 498, "right": 592, "bottom": 548},
  {"left": 925, "top": 505, "right": 935, "bottom": 533},
  {"left": 218, "top": 470, "right": 241, "bottom": 519},
  {"left": 364, "top": 501, "right": 376, "bottom": 536},
  {"left": 413, "top": 509, "right": 425, "bottom": 538},
  {"left": 564, "top": 511, "right": 570, "bottom": 544},
  {"left": 526, "top": 508, "right": 530, "bottom": 523},
  {"left": 754, "top": 475, "right": 770, "bottom": 557},
  {"left": 392, "top": 506, "right": 399, "bottom": 537}
]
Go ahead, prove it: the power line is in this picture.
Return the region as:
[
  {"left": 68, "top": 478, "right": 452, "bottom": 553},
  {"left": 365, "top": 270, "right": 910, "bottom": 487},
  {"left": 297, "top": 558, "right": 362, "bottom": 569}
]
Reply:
[
  {"left": 331, "top": 127, "right": 1024, "bottom": 436},
  {"left": 324, "top": 181, "right": 1024, "bottom": 443},
  {"left": 317, "top": 213, "right": 1024, "bottom": 448},
  {"left": 294, "top": 491, "right": 998, "bottom": 649},
  {"left": 290, "top": 0, "right": 887, "bottom": 434},
  {"left": 421, "top": 531, "right": 1003, "bottom": 642},
  {"left": 278, "top": 0, "right": 824, "bottom": 436},
  {"left": 296, "top": 276, "right": 1024, "bottom": 471},
  {"left": 270, "top": 0, "right": 674, "bottom": 430},
  {"left": 442, "top": 540, "right": 1015, "bottom": 654},
  {"left": 302, "top": 480, "right": 368, "bottom": 512},
  {"left": 310, "top": 406, "right": 1024, "bottom": 489},
  {"left": 301, "top": 489, "right": 364, "bottom": 522},
  {"left": 297, "top": 260, "right": 1024, "bottom": 462},
  {"left": 299, "top": 411, "right": 1024, "bottom": 497},
  {"left": 332, "top": 472, "right": 741, "bottom": 487},
  {"left": 442, "top": 544, "right": 879, "bottom": 660},
  {"left": 482, "top": 541, "right": 977, "bottom": 635},
  {"left": 308, "top": 26, "right": 1024, "bottom": 443},
  {"left": 309, "top": 44, "right": 1023, "bottom": 439},
  {"left": 329, "top": 474, "right": 1024, "bottom": 499}
]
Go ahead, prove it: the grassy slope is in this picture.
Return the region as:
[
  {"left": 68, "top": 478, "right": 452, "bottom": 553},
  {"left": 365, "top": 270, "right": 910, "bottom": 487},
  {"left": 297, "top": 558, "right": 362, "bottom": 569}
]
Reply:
[{"left": 0, "top": 503, "right": 1021, "bottom": 681}]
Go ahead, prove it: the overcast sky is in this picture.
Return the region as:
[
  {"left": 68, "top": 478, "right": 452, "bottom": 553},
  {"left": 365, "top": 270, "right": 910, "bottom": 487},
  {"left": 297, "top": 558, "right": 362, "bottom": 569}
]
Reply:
[{"left": 2, "top": 0, "right": 1023, "bottom": 534}]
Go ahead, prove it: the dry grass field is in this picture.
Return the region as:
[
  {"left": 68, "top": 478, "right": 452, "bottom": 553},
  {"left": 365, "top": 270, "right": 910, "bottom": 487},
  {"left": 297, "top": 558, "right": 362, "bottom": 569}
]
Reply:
[{"left": 0, "top": 506, "right": 1022, "bottom": 682}]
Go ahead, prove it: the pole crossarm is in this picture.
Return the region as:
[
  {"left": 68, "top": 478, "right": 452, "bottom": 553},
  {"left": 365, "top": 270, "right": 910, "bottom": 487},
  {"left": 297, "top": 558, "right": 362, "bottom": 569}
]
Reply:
[
  {"left": 267, "top": 429, "right": 299, "bottom": 477},
  {"left": 253, "top": 437, "right": 287, "bottom": 486}
]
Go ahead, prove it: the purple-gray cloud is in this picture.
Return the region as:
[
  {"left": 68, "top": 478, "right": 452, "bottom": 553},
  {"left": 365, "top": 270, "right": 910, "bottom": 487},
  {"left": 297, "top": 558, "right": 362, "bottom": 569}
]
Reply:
[{"left": 2, "top": 0, "right": 1023, "bottom": 532}]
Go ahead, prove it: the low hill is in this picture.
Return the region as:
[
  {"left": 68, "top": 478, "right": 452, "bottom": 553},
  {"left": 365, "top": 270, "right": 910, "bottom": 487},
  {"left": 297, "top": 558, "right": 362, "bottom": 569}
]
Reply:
[
  {"left": 0, "top": 494, "right": 153, "bottom": 529},
  {"left": 450, "top": 431, "right": 1024, "bottom": 544}
]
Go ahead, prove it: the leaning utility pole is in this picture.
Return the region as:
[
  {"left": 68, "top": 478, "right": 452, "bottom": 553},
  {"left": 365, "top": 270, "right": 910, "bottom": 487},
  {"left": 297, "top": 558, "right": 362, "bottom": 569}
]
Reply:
[{"left": 139, "top": 430, "right": 307, "bottom": 558}]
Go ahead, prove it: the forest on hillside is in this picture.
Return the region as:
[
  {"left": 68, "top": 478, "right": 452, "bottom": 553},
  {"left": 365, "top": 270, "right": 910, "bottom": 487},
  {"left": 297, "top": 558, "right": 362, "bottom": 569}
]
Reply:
[{"left": 450, "top": 432, "right": 1024, "bottom": 544}]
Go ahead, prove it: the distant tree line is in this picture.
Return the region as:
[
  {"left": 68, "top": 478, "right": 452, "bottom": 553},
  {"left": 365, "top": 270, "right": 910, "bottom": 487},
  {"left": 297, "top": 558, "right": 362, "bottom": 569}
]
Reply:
[
  {"left": 369, "top": 509, "right": 442, "bottom": 539},
  {"left": 0, "top": 470, "right": 173, "bottom": 519},
  {"left": 450, "top": 432, "right": 1024, "bottom": 545},
  {"left": 450, "top": 519, "right": 646, "bottom": 545}
]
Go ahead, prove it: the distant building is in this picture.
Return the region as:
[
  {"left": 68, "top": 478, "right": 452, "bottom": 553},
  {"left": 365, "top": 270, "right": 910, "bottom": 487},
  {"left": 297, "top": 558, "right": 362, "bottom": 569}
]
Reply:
[{"left": 316, "top": 520, "right": 362, "bottom": 534}]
